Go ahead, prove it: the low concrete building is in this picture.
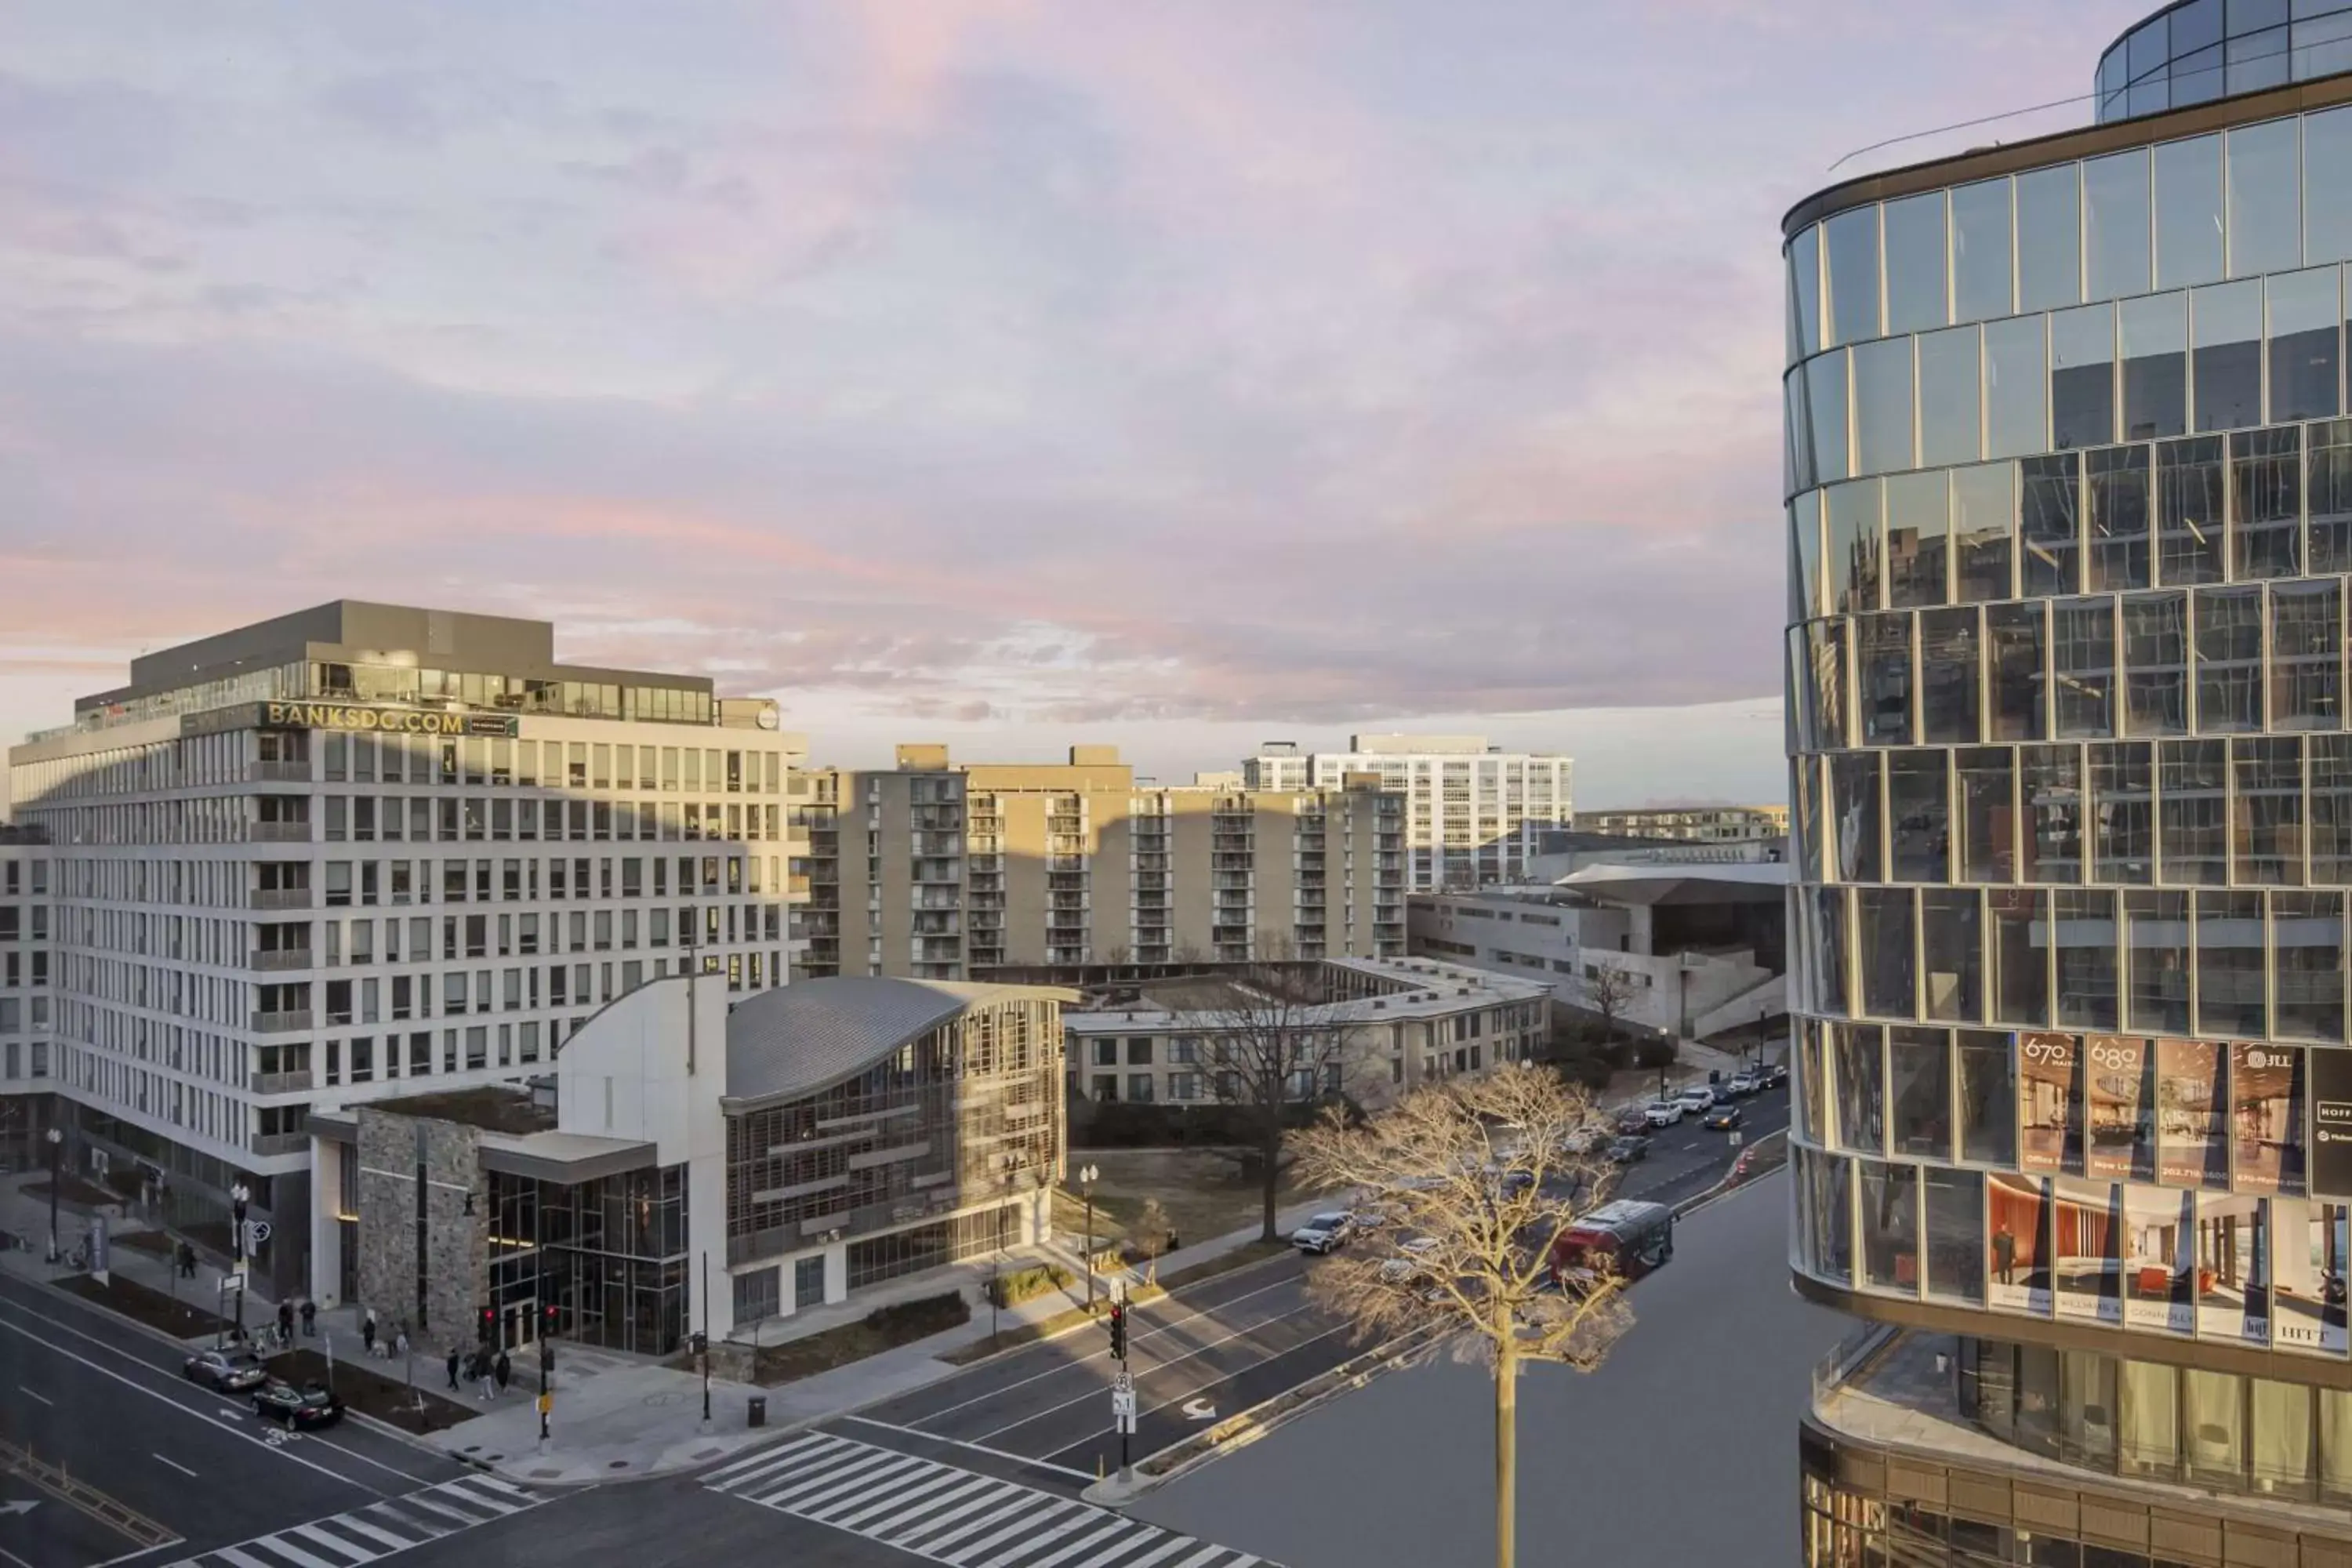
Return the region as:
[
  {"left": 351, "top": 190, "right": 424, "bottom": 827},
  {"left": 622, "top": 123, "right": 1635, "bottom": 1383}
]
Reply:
[
  {"left": 307, "top": 973, "right": 1071, "bottom": 1354},
  {"left": 1573, "top": 804, "right": 1788, "bottom": 844}
]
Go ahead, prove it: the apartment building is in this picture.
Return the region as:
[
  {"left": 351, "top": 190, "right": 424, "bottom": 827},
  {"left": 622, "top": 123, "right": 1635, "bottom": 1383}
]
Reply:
[
  {"left": 4, "top": 601, "right": 804, "bottom": 1297},
  {"left": 1241, "top": 735, "right": 1573, "bottom": 891},
  {"left": 1061, "top": 956, "right": 1551, "bottom": 1111},
  {"left": 1573, "top": 804, "right": 1788, "bottom": 844},
  {"left": 0, "top": 827, "right": 56, "bottom": 1175},
  {"left": 795, "top": 746, "right": 1407, "bottom": 981}
]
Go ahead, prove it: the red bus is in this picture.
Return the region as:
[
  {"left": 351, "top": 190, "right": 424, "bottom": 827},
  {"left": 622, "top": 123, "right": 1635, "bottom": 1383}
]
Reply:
[{"left": 1550, "top": 1199, "right": 1676, "bottom": 1290}]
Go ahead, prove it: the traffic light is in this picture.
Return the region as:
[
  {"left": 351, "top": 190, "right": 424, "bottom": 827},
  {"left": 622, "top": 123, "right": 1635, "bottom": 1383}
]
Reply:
[
  {"left": 479, "top": 1305, "right": 495, "bottom": 1341},
  {"left": 1108, "top": 1301, "right": 1127, "bottom": 1360},
  {"left": 542, "top": 1302, "right": 558, "bottom": 1331}
]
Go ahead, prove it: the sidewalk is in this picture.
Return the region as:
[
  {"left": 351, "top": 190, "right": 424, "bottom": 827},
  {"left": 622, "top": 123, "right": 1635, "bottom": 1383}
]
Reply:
[{"left": 0, "top": 1169, "right": 283, "bottom": 1339}]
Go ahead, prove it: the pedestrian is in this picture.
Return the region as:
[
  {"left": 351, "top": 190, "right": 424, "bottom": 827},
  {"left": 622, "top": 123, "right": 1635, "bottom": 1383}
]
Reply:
[
  {"left": 394, "top": 1327, "right": 409, "bottom": 1365},
  {"left": 495, "top": 1348, "right": 511, "bottom": 1392},
  {"left": 178, "top": 1241, "right": 197, "bottom": 1279},
  {"left": 277, "top": 1299, "right": 294, "bottom": 1344},
  {"left": 477, "top": 1352, "right": 496, "bottom": 1401},
  {"left": 361, "top": 1308, "right": 377, "bottom": 1356},
  {"left": 445, "top": 1347, "right": 461, "bottom": 1392},
  {"left": 1994, "top": 1222, "right": 2017, "bottom": 1287},
  {"left": 299, "top": 1298, "right": 317, "bottom": 1338}
]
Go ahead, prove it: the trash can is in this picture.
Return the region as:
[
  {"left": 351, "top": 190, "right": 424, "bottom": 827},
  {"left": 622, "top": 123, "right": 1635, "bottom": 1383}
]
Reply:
[{"left": 747, "top": 1396, "right": 767, "bottom": 1428}]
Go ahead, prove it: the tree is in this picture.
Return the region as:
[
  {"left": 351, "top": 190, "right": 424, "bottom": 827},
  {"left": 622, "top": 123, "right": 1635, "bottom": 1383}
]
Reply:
[
  {"left": 1578, "top": 960, "right": 1639, "bottom": 1051},
  {"left": 1294, "top": 1065, "right": 1635, "bottom": 1568},
  {"left": 1197, "top": 958, "right": 1363, "bottom": 1242}
]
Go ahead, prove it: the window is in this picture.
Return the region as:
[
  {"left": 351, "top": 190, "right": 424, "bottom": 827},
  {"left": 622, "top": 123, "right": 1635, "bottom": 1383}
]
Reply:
[
  {"left": 2195, "top": 586, "right": 2264, "bottom": 731},
  {"left": 2090, "top": 742, "right": 2153, "bottom": 883},
  {"left": 2155, "top": 134, "right": 2224, "bottom": 289},
  {"left": 1889, "top": 1027, "right": 1952, "bottom": 1156},
  {"left": 1857, "top": 889, "right": 1916, "bottom": 1020},
  {"left": 2085, "top": 443, "right": 2150, "bottom": 591},
  {"left": 2053, "top": 888, "right": 2118, "bottom": 1032},
  {"left": 1883, "top": 191, "right": 1947, "bottom": 335},
  {"left": 1953, "top": 462, "right": 2015, "bottom": 601},
  {"left": 2120, "top": 291, "right": 2188, "bottom": 441},
  {"left": 2161, "top": 739, "right": 2230, "bottom": 884},
  {"left": 1853, "top": 336, "right": 1915, "bottom": 474},
  {"left": 1991, "top": 890, "right": 2051, "bottom": 1026},
  {"left": 1885, "top": 471, "right": 1948, "bottom": 608},
  {"left": 1956, "top": 747, "right": 2016, "bottom": 883},
  {"left": 1958, "top": 1030, "right": 2016, "bottom": 1165},
  {"left": 1833, "top": 1023, "right": 1886, "bottom": 1153},
  {"left": 2122, "top": 592, "right": 2190, "bottom": 737},
  {"left": 2125, "top": 889, "right": 2192, "bottom": 1034},
  {"left": 2016, "top": 164, "right": 2082, "bottom": 313},
  {"left": 2268, "top": 267, "right": 2340, "bottom": 423},
  {"left": 2019, "top": 455, "right": 2079, "bottom": 597},
  {"left": 2198, "top": 889, "right": 2267, "bottom": 1038},
  {"left": 1920, "top": 326, "right": 1984, "bottom": 467},
  {"left": 2192, "top": 281, "right": 2263, "bottom": 431},
  {"left": 2235, "top": 737, "right": 2305, "bottom": 886},
  {"left": 1987, "top": 601, "right": 2046, "bottom": 741},
  {"left": 1986, "top": 314, "right": 2051, "bottom": 459},
  {"left": 1919, "top": 608, "right": 1980, "bottom": 744},
  {"left": 1826, "top": 478, "right": 1882, "bottom": 615},
  {"left": 1824, "top": 205, "right": 1880, "bottom": 347},
  {"left": 2227, "top": 118, "right": 2300, "bottom": 278},
  {"left": 2084, "top": 150, "right": 2151, "bottom": 300},
  {"left": 1951, "top": 177, "right": 2014, "bottom": 321},
  {"left": 2053, "top": 599, "right": 2115, "bottom": 739}
]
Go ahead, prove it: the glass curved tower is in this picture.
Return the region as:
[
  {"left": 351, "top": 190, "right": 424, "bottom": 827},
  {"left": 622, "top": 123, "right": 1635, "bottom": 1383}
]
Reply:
[{"left": 1788, "top": 9, "right": 2352, "bottom": 1562}]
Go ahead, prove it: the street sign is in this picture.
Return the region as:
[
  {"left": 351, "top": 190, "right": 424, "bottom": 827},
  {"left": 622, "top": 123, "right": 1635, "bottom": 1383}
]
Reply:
[
  {"left": 245, "top": 1220, "right": 273, "bottom": 1248},
  {"left": 220, "top": 1272, "right": 246, "bottom": 1292},
  {"left": 1728, "top": 1131, "right": 1743, "bottom": 1147},
  {"left": 538, "top": 1392, "right": 551, "bottom": 1414},
  {"left": 1110, "top": 1381, "right": 1137, "bottom": 1428}
]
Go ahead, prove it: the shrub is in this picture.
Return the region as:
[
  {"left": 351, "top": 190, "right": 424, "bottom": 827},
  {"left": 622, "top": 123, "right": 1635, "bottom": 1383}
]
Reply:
[
  {"left": 862, "top": 1290, "right": 970, "bottom": 1338},
  {"left": 986, "top": 1264, "right": 1073, "bottom": 1309},
  {"left": 1632, "top": 1038, "right": 1679, "bottom": 1069}
]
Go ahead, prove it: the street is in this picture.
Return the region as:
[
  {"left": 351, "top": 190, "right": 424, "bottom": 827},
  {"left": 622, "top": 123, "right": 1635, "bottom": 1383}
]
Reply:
[{"left": 0, "top": 1265, "right": 510, "bottom": 1568}]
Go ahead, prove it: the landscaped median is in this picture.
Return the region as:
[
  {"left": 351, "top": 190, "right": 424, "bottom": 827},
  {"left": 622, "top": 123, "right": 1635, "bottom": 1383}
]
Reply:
[{"left": 939, "top": 1238, "right": 1296, "bottom": 1367}]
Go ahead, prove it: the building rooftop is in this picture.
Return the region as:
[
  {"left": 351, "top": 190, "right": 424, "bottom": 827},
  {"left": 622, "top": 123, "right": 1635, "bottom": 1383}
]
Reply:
[
  {"left": 723, "top": 977, "right": 1075, "bottom": 1108},
  {"left": 357, "top": 1086, "right": 556, "bottom": 1135},
  {"left": 1062, "top": 956, "right": 1547, "bottom": 1035}
]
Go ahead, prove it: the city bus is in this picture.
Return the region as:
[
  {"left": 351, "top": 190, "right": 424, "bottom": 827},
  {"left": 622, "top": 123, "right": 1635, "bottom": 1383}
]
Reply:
[{"left": 1550, "top": 1199, "right": 1676, "bottom": 1290}]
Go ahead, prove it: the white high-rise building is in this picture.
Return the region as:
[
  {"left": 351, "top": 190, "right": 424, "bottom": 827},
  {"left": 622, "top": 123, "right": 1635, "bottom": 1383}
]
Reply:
[
  {"left": 1242, "top": 735, "right": 1573, "bottom": 891},
  {"left": 2, "top": 601, "right": 805, "bottom": 1299}
]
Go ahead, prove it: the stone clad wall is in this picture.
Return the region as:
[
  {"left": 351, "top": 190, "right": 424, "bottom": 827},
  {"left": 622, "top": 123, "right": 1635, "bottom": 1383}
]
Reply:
[{"left": 353, "top": 1109, "right": 487, "bottom": 1354}]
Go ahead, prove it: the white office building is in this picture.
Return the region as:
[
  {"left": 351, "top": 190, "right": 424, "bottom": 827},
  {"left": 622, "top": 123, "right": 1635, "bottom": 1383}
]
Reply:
[
  {"left": 2, "top": 601, "right": 805, "bottom": 1299},
  {"left": 1243, "top": 735, "right": 1573, "bottom": 891}
]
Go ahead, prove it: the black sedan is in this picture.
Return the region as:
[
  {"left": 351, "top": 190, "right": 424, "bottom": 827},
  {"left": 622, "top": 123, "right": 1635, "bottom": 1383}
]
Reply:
[
  {"left": 1606, "top": 1134, "right": 1653, "bottom": 1163},
  {"left": 183, "top": 1348, "right": 268, "bottom": 1393},
  {"left": 252, "top": 1379, "right": 344, "bottom": 1430},
  {"left": 1702, "top": 1104, "right": 1745, "bottom": 1131}
]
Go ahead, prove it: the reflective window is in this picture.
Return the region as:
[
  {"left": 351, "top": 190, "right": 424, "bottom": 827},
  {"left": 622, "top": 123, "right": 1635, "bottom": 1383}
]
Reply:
[
  {"left": 1853, "top": 336, "right": 1916, "bottom": 475},
  {"left": 2298, "top": 11, "right": 2352, "bottom": 83},
  {"left": 2311, "top": 416, "right": 2352, "bottom": 573},
  {"left": 1986, "top": 314, "right": 2051, "bottom": 458},
  {"left": 1957, "top": 746, "right": 2017, "bottom": 882},
  {"left": 2230, "top": 118, "right": 2303, "bottom": 276},
  {"left": 1951, "top": 177, "right": 2016, "bottom": 322},
  {"left": 1826, "top": 206, "right": 1881, "bottom": 347},
  {"left": 1954, "top": 461, "right": 2016, "bottom": 601},
  {"left": 2307, "top": 106, "right": 2352, "bottom": 264},
  {"left": 2056, "top": 889, "right": 2121, "bottom": 1030},
  {"left": 1993, "top": 891, "right": 2053, "bottom": 1026},
  {"left": 2183, "top": 1368, "right": 2246, "bottom": 1490},
  {"left": 1825, "top": 477, "right": 1881, "bottom": 614},
  {"left": 1790, "top": 490, "right": 1822, "bottom": 622},
  {"left": 2317, "top": 735, "right": 2352, "bottom": 884},
  {"left": 1922, "top": 891, "right": 1983, "bottom": 1022},
  {"left": 1807, "top": 620, "right": 1850, "bottom": 751},
  {"left": 1783, "top": 368, "right": 1809, "bottom": 495},
  {"left": 2119, "top": 1359, "right": 2180, "bottom": 1481},
  {"left": 2155, "top": 135, "right": 2226, "bottom": 289},
  {"left": 2232, "top": 423, "right": 2303, "bottom": 578},
  {"left": 1958, "top": 1029, "right": 2016, "bottom": 1164},
  {"left": 2052, "top": 304, "right": 2118, "bottom": 450},
  {"left": 1889, "top": 751, "right": 1950, "bottom": 880},
  {"left": 1987, "top": 601, "right": 2048, "bottom": 741},
  {"left": 2271, "top": 578, "right": 2342, "bottom": 730},
  {"left": 2195, "top": 584, "right": 2265, "bottom": 731},
  {"left": 1799, "top": 1145, "right": 1853, "bottom": 1283},
  {"left": 1814, "top": 887, "right": 1850, "bottom": 1017},
  {"left": 2192, "top": 279, "right": 2264, "bottom": 431},
  {"left": 2020, "top": 452, "right": 2081, "bottom": 596},
  {"left": 2199, "top": 888, "right": 2269, "bottom": 1037},
  {"left": 1886, "top": 470, "right": 1948, "bottom": 608},
  {"left": 2274, "top": 891, "right": 2347, "bottom": 1044},
  {"left": 1857, "top": 889, "right": 1918, "bottom": 1020},
  {"left": 1883, "top": 191, "right": 1947, "bottom": 336},
  {"left": 2084, "top": 149, "right": 2153, "bottom": 300},
  {"left": 1918, "top": 324, "right": 1984, "bottom": 467},
  {"left": 1831, "top": 750, "right": 1882, "bottom": 883},
  {"left": 2236, "top": 735, "right": 2305, "bottom": 885},
  {"left": 2054, "top": 598, "right": 2117, "bottom": 739},
  {"left": 2156, "top": 436, "right": 2227, "bottom": 585},
  {"left": 1858, "top": 1160, "right": 1921, "bottom": 1294},
  {"left": 1788, "top": 223, "right": 1822, "bottom": 361},
  {"left": 2017, "top": 165, "right": 2083, "bottom": 313},
  {"left": 1921, "top": 606, "right": 1981, "bottom": 744},
  {"left": 1925, "top": 1167, "right": 1987, "bottom": 1304},
  {"left": 2086, "top": 442, "right": 2151, "bottom": 591},
  {"left": 1834, "top": 1023, "right": 1887, "bottom": 1152},
  {"left": 2126, "top": 888, "right": 2193, "bottom": 1034},
  {"left": 2024, "top": 743, "right": 2086, "bottom": 881},
  {"left": 2090, "top": 741, "right": 2154, "bottom": 883},
  {"left": 2160, "top": 738, "right": 2230, "bottom": 885},
  {"left": 1860, "top": 612, "right": 1914, "bottom": 746},
  {"left": 2229, "top": 20, "right": 2292, "bottom": 98},
  {"left": 2121, "top": 291, "right": 2190, "bottom": 440},
  {"left": 1808, "top": 350, "right": 1850, "bottom": 485},
  {"left": 2267, "top": 266, "right": 2340, "bottom": 423},
  {"left": 2122, "top": 591, "right": 2190, "bottom": 737}
]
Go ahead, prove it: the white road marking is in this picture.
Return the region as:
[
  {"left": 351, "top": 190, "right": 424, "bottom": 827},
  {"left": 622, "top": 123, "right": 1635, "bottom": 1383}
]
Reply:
[
  {"left": 15, "top": 1388, "right": 49, "bottom": 1406},
  {"left": 151, "top": 1453, "right": 198, "bottom": 1478}
]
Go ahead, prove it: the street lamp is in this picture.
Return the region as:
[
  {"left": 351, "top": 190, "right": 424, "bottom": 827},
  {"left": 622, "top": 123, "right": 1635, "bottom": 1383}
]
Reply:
[
  {"left": 1077, "top": 1164, "right": 1100, "bottom": 1308},
  {"left": 43, "top": 1127, "right": 61, "bottom": 1264},
  {"left": 991, "top": 1156, "right": 1020, "bottom": 1347},
  {"left": 229, "top": 1178, "right": 252, "bottom": 1341}
]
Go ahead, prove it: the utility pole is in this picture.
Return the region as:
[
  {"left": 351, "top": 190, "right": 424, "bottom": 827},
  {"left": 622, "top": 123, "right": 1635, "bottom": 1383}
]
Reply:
[
  {"left": 43, "top": 1127, "right": 61, "bottom": 1264},
  {"left": 1077, "top": 1164, "right": 1099, "bottom": 1308},
  {"left": 700, "top": 1250, "right": 712, "bottom": 1427},
  {"left": 230, "top": 1178, "right": 251, "bottom": 1341}
]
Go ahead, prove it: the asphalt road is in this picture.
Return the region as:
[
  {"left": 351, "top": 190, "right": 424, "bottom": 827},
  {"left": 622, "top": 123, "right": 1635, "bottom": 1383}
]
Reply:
[
  {"left": 0, "top": 1265, "right": 481, "bottom": 1568},
  {"left": 350, "top": 1480, "right": 910, "bottom": 1568},
  {"left": 844, "top": 1085, "right": 1788, "bottom": 1487},
  {"left": 1127, "top": 1164, "right": 1842, "bottom": 1568}
]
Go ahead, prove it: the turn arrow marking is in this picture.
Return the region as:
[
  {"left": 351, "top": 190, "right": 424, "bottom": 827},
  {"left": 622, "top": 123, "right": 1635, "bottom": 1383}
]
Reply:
[
  {"left": 1182, "top": 1398, "right": 1217, "bottom": 1420},
  {"left": 0, "top": 1501, "right": 38, "bottom": 1517}
]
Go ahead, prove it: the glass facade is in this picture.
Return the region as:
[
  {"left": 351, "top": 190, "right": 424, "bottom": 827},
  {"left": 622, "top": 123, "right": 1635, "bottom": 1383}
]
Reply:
[
  {"left": 485, "top": 1163, "right": 688, "bottom": 1356},
  {"left": 1791, "top": 31, "right": 2352, "bottom": 1554}
]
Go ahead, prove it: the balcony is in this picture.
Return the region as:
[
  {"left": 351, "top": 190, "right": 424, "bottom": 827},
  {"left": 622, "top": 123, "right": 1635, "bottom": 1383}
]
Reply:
[
  {"left": 250, "top": 1009, "right": 314, "bottom": 1034},
  {"left": 251, "top": 822, "right": 310, "bottom": 844},
  {"left": 251, "top": 1132, "right": 307, "bottom": 1158},
  {"left": 250, "top": 949, "right": 313, "bottom": 972},
  {"left": 248, "top": 760, "right": 310, "bottom": 783},
  {"left": 251, "top": 889, "right": 311, "bottom": 912},
  {"left": 252, "top": 1070, "right": 311, "bottom": 1094}
]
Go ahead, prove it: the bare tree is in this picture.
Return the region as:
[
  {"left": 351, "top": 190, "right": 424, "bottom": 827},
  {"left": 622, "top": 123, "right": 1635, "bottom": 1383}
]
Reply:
[
  {"left": 1579, "top": 960, "right": 1640, "bottom": 1050},
  {"left": 1295, "top": 1066, "right": 1635, "bottom": 1568},
  {"left": 1197, "top": 958, "right": 1363, "bottom": 1242}
]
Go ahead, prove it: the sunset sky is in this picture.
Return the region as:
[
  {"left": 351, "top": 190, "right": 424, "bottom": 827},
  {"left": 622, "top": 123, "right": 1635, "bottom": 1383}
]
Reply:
[{"left": 0, "top": 2, "right": 2147, "bottom": 806}]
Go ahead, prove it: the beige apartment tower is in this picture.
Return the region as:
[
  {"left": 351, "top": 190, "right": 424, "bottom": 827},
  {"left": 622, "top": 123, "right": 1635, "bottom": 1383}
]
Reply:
[{"left": 797, "top": 746, "right": 1406, "bottom": 979}]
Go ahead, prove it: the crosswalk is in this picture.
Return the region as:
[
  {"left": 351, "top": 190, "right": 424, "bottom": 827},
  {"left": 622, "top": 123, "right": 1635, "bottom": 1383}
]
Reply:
[
  {"left": 166, "top": 1472, "right": 545, "bottom": 1568},
  {"left": 704, "top": 1432, "right": 1271, "bottom": 1568}
]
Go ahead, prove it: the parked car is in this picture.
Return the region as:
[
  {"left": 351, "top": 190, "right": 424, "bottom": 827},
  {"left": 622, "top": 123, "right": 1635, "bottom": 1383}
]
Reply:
[
  {"left": 1722, "top": 1072, "right": 1761, "bottom": 1098},
  {"left": 1291, "top": 1211, "right": 1356, "bottom": 1255},
  {"left": 1642, "top": 1100, "right": 1684, "bottom": 1128},
  {"left": 1616, "top": 1105, "right": 1652, "bottom": 1135},
  {"left": 1560, "top": 1125, "right": 1606, "bottom": 1156},
  {"left": 1378, "top": 1236, "right": 1443, "bottom": 1285},
  {"left": 1702, "top": 1103, "right": 1745, "bottom": 1131},
  {"left": 183, "top": 1348, "right": 267, "bottom": 1393},
  {"left": 1751, "top": 1061, "right": 1788, "bottom": 1090},
  {"left": 252, "top": 1379, "right": 344, "bottom": 1431},
  {"left": 1606, "top": 1134, "right": 1653, "bottom": 1163},
  {"left": 1672, "top": 1087, "right": 1716, "bottom": 1117}
]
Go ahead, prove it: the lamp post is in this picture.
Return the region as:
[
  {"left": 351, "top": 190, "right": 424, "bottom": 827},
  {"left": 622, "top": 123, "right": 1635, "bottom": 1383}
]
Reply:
[
  {"left": 43, "top": 1127, "right": 61, "bottom": 1264},
  {"left": 229, "top": 1178, "right": 251, "bottom": 1341},
  {"left": 1077, "top": 1164, "right": 1099, "bottom": 1309},
  {"left": 991, "top": 1157, "right": 1018, "bottom": 1347}
]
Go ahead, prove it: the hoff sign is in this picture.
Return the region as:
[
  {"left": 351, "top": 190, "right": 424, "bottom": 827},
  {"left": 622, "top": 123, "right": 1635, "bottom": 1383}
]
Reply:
[{"left": 265, "top": 702, "right": 518, "bottom": 738}]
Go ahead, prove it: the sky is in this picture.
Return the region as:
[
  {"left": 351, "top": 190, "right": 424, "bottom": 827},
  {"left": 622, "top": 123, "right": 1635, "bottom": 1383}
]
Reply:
[{"left": 0, "top": 1, "right": 2148, "bottom": 807}]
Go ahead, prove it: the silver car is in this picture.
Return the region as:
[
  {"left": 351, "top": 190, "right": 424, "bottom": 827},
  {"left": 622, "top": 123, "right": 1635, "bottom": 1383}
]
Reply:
[
  {"left": 1290, "top": 1211, "right": 1356, "bottom": 1255},
  {"left": 183, "top": 1347, "right": 268, "bottom": 1392}
]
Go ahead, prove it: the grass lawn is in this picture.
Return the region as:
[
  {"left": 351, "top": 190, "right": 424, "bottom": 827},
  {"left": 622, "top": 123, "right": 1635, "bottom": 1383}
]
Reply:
[
  {"left": 1054, "top": 1149, "right": 1311, "bottom": 1256},
  {"left": 726, "top": 1292, "right": 972, "bottom": 1387},
  {"left": 54, "top": 1272, "right": 226, "bottom": 1340},
  {"left": 268, "top": 1346, "right": 477, "bottom": 1435},
  {"left": 938, "top": 1241, "right": 1295, "bottom": 1367}
]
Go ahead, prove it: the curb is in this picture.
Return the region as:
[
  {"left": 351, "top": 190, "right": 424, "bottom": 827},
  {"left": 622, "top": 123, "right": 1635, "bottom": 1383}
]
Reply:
[{"left": 1671, "top": 1131, "right": 1789, "bottom": 1220}]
